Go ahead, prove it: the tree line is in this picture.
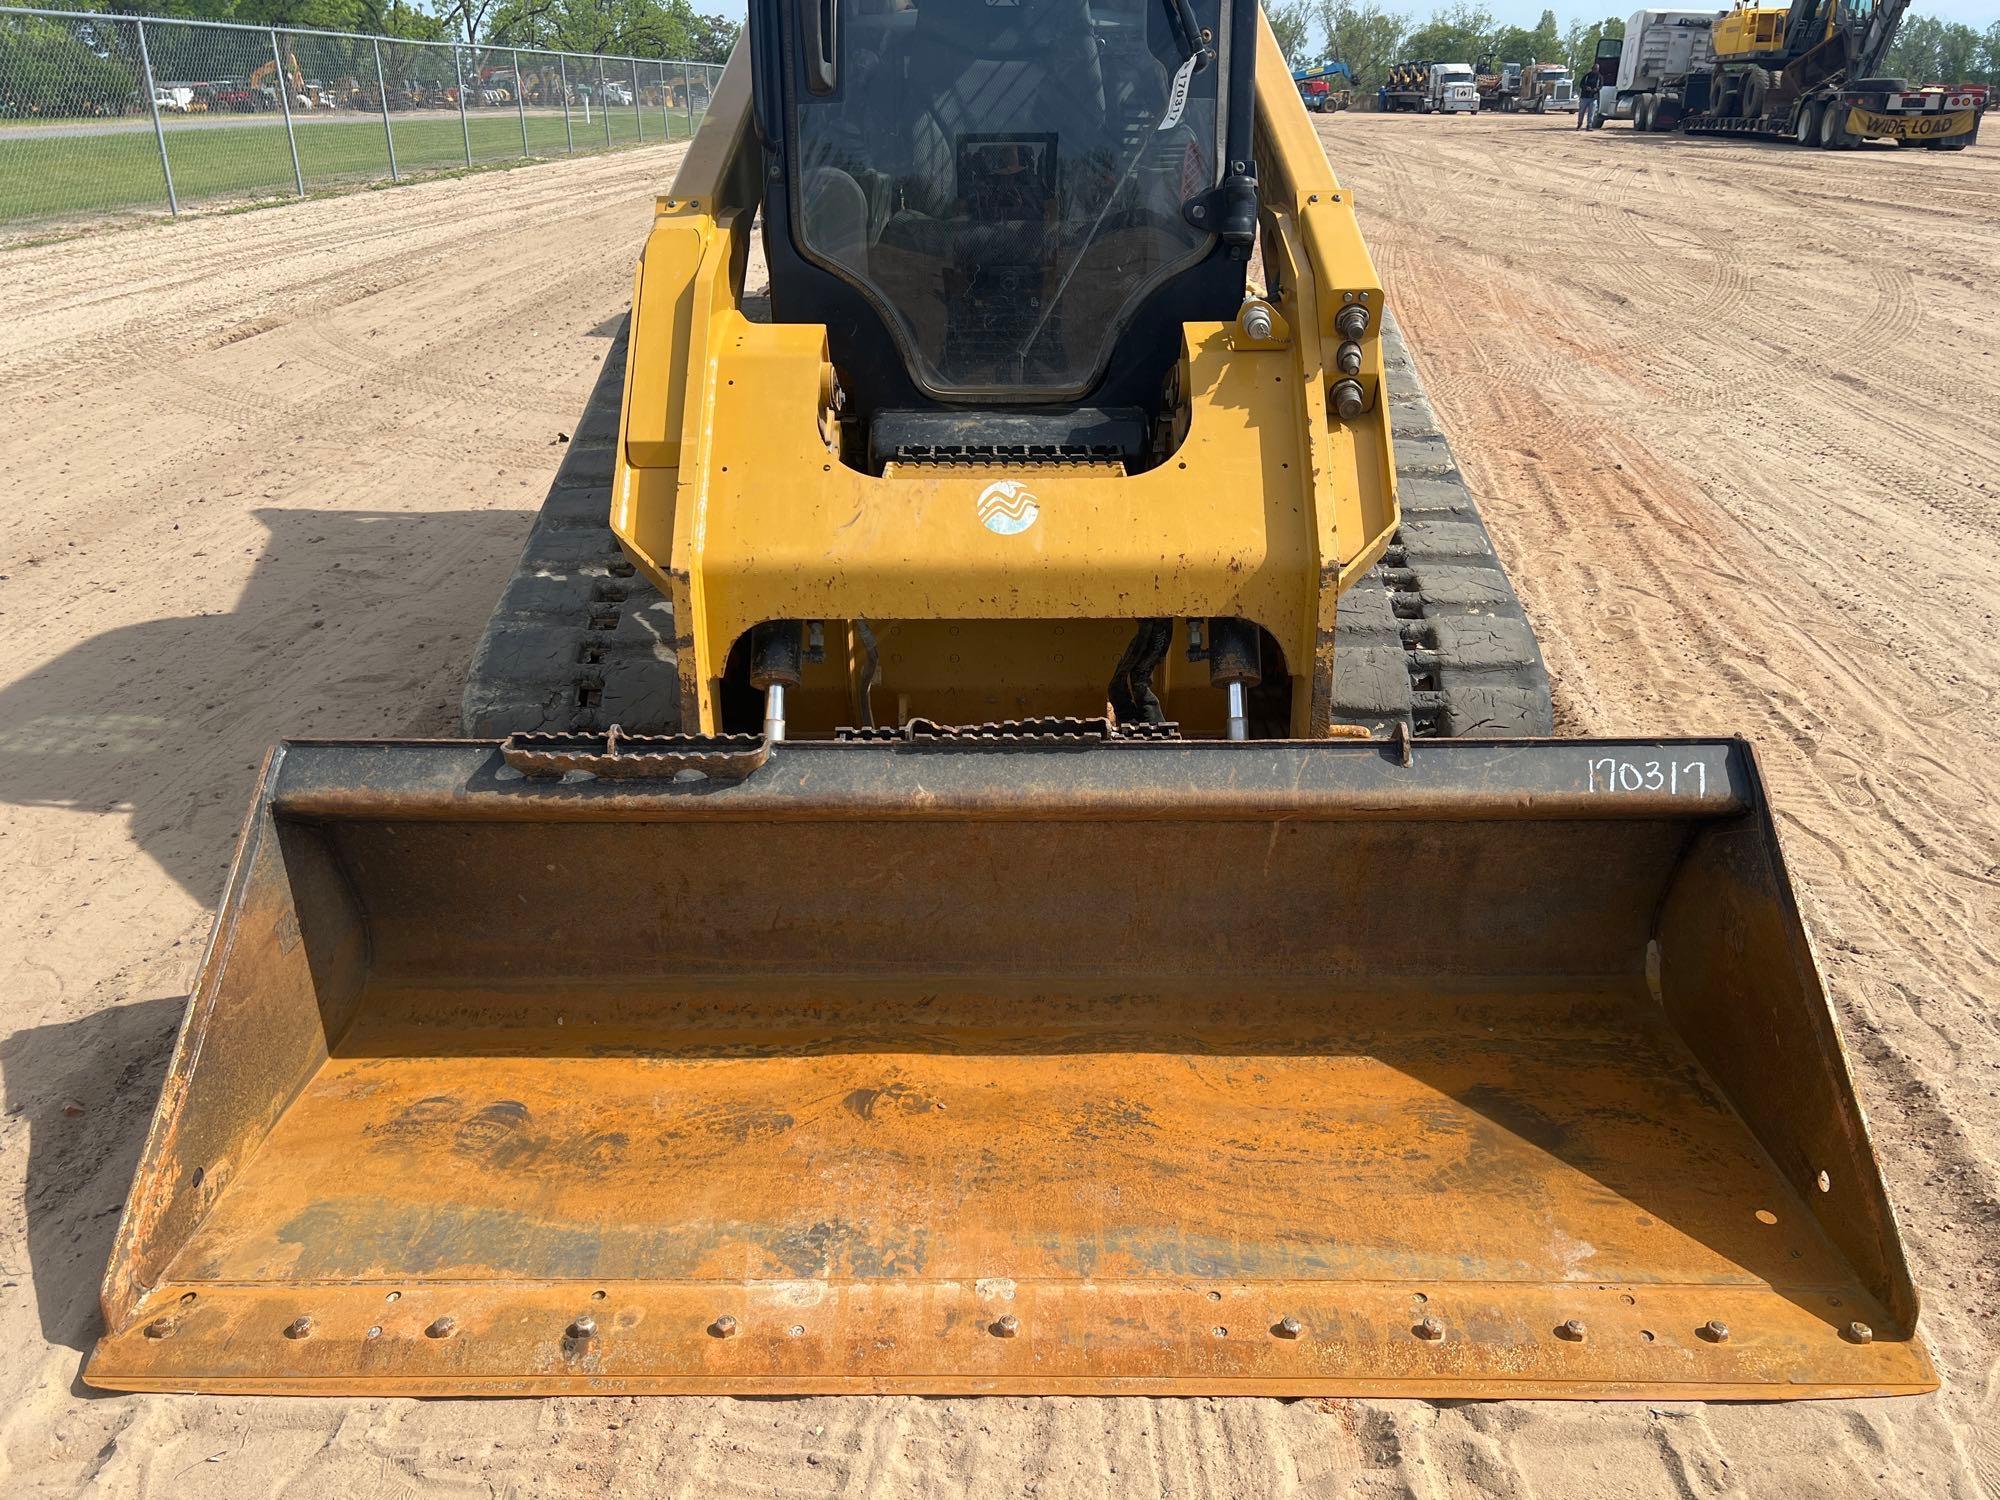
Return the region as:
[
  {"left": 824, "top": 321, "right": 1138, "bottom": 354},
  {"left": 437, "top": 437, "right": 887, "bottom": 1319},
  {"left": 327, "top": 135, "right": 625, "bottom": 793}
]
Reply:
[
  {"left": 1266, "top": 1, "right": 2000, "bottom": 92},
  {"left": 43, "top": 0, "right": 739, "bottom": 61},
  {"left": 20, "top": 2, "right": 2000, "bottom": 96}
]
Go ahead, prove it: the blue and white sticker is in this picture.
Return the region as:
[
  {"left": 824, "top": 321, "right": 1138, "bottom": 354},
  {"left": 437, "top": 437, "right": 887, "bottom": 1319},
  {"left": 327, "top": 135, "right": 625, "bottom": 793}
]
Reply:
[{"left": 977, "top": 478, "right": 1040, "bottom": 535}]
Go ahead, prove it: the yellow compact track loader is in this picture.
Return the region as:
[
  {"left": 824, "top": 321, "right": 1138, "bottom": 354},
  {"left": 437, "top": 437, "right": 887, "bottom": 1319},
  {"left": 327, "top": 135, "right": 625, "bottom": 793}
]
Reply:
[{"left": 87, "top": 3, "right": 1931, "bottom": 1399}]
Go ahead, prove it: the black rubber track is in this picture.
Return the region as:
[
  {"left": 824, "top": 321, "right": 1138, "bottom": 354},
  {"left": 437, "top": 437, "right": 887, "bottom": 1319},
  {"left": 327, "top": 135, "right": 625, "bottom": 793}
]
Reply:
[
  {"left": 1326, "top": 314, "right": 1553, "bottom": 737},
  {"left": 462, "top": 313, "right": 1552, "bottom": 739}
]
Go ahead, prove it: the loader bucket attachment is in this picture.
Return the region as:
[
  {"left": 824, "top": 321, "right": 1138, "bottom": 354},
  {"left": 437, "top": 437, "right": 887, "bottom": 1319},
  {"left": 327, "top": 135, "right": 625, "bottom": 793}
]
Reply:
[{"left": 88, "top": 736, "right": 1932, "bottom": 1398}]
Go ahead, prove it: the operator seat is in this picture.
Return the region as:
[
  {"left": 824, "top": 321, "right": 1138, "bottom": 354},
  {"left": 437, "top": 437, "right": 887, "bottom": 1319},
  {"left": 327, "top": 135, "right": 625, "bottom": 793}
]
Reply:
[{"left": 763, "top": 0, "right": 1244, "bottom": 455}]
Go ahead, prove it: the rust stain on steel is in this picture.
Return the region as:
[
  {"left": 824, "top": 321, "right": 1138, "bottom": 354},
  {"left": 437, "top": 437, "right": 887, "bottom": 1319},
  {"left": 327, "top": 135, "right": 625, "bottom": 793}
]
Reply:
[
  {"left": 86, "top": 739, "right": 1933, "bottom": 1397},
  {"left": 91, "top": 992, "right": 1935, "bottom": 1393},
  {"left": 89, "top": 1275, "right": 1934, "bottom": 1397}
]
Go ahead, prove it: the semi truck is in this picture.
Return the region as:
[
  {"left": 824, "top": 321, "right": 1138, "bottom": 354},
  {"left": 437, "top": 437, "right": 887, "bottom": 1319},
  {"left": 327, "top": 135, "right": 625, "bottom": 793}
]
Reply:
[
  {"left": 1613, "top": 0, "right": 1984, "bottom": 149},
  {"left": 1383, "top": 60, "right": 1480, "bottom": 113},
  {"left": 1523, "top": 60, "right": 1579, "bottom": 112},
  {"left": 1591, "top": 9, "right": 1722, "bottom": 123},
  {"left": 1483, "top": 59, "right": 1577, "bottom": 113}
]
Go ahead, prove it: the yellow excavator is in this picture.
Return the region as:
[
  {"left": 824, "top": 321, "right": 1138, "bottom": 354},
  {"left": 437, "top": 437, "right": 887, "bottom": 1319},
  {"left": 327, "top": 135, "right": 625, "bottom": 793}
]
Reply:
[{"left": 86, "top": 3, "right": 1931, "bottom": 1398}]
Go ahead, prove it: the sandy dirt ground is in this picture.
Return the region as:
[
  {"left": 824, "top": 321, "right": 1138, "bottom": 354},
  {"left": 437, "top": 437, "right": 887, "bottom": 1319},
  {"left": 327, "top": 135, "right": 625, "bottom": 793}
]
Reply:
[{"left": 0, "top": 113, "right": 1995, "bottom": 1496}]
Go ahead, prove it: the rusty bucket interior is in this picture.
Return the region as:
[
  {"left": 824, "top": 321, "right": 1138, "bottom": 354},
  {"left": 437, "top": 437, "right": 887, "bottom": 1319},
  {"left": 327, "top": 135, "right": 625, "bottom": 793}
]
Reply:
[{"left": 86, "top": 737, "right": 1933, "bottom": 1397}]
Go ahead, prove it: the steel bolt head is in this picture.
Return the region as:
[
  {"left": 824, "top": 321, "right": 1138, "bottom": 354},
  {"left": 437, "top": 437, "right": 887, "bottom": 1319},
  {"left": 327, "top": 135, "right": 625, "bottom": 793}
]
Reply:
[
  {"left": 1275, "top": 1316, "right": 1304, "bottom": 1340},
  {"left": 1559, "top": 1318, "right": 1586, "bottom": 1342},
  {"left": 992, "top": 1314, "right": 1019, "bottom": 1339},
  {"left": 284, "top": 1316, "right": 313, "bottom": 1340},
  {"left": 1701, "top": 1319, "right": 1730, "bottom": 1343},
  {"left": 1336, "top": 340, "right": 1363, "bottom": 375},
  {"left": 1332, "top": 379, "right": 1367, "bottom": 420},
  {"left": 1239, "top": 303, "right": 1276, "bottom": 342},
  {"left": 1334, "top": 303, "right": 1370, "bottom": 339},
  {"left": 710, "top": 1314, "right": 739, "bottom": 1339},
  {"left": 425, "top": 1316, "right": 456, "bottom": 1339},
  {"left": 1416, "top": 1316, "right": 1445, "bottom": 1341},
  {"left": 1847, "top": 1321, "right": 1874, "bottom": 1344},
  {"left": 568, "top": 1316, "right": 597, "bottom": 1339}
]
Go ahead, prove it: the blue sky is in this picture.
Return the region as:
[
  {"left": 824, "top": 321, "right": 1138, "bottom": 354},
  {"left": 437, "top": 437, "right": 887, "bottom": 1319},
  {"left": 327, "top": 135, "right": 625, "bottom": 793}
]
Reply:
[{"left": 698, "top": 2, "right": 1999, "bottom": 33}]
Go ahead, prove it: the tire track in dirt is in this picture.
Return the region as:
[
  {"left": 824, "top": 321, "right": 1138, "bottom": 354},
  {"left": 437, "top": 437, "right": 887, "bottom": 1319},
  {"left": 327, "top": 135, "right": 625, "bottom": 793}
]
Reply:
[
  {"left": 1320, "top": 109, "right": 2000, "bottom": 1497},
  {"left": 4, "top": 105, "right": 1997, "bottom": 1500},
  {"left": 0, "top": 151, "right": 671, "bottom": 401},
  {"left": 0, "top": 149, "right": 702, "bottom": 1495}
]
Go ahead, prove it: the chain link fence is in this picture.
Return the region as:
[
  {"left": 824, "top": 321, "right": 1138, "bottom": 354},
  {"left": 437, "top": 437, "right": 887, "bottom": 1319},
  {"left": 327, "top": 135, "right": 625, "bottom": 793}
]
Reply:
[{"left": 0, "top": 7, "right": 722, "bottom": 232}]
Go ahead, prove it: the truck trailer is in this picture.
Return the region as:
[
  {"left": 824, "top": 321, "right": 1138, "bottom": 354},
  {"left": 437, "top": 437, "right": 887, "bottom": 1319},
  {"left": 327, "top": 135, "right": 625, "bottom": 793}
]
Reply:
[
  {"left": 1475, "top": 61, "right": 1522, "bottom": 111},
  {"left": 1476, "top": 60, "right": 1574, "bottom": 113},
  {"left": 1616, "top": 0, "right": 1984, "bottom": 149},
  {"left": 1384, "top": 60, "right": 1480, "bottom": 113}
]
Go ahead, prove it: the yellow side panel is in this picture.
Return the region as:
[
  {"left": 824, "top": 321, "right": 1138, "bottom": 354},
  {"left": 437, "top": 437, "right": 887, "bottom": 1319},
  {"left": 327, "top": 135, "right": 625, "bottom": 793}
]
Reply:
[
  {"left": 1712, "top": 7, "right": 1790, "bottom": 58},
  {"left": 624, "top": 222, "right": 708, "bottom": 470},
  {"left": 609, "top": 14, "right": 1405, "bottom": 734}
]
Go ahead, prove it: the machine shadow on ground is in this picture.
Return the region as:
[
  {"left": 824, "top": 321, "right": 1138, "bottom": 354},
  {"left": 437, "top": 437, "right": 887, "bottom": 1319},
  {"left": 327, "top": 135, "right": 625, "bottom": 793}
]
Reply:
[
  {"left": 2, "top": 993, "right": 185, "bottom": 1359},
  {"left": 0, "top": 504, "right": 537, "bottom": 1366},
  {"left": 0, "top": 506, "right": 536, "bottom": 903}
]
